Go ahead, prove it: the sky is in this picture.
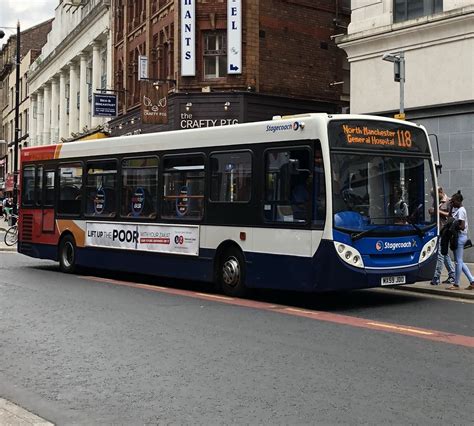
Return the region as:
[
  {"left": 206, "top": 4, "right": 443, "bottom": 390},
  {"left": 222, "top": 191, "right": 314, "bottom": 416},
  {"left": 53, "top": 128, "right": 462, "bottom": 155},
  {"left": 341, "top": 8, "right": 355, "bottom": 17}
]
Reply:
[{"left": 1, "top": 0, "right": 58, "bottom": 47}]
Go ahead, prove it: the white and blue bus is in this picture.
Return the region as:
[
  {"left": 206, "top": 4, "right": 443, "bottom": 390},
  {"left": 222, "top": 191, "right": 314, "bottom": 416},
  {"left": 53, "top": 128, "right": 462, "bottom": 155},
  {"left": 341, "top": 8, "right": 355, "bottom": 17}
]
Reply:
[{"left": 19, "top": 113, "right": 438, "bottom": 296}]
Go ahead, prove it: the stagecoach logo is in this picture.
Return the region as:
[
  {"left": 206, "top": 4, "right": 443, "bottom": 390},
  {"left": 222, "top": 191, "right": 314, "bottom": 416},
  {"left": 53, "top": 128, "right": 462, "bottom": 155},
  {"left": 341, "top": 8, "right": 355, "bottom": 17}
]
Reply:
[
  {"left": 266, "top": 121, "right": 303, "bottom": 133},
  {"left": 376, "top": 239, "right": 417, "bottom": 251}
]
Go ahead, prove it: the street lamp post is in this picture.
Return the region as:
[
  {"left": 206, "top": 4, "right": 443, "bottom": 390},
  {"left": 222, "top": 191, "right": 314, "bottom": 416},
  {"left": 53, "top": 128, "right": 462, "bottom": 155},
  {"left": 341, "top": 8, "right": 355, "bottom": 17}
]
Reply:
[
  {"left": 0, "top": 22, "right": 20, "bottom": 217},
  {"left": 382, "top": 51, "right": 405, "bottom": 117}
]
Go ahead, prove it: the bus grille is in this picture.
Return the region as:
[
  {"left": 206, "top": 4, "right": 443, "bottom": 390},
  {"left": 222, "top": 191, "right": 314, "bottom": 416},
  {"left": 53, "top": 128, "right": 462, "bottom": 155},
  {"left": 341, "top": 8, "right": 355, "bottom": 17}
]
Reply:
[{"left": 21, "top": 214, "right": 34, "bottom": 242}]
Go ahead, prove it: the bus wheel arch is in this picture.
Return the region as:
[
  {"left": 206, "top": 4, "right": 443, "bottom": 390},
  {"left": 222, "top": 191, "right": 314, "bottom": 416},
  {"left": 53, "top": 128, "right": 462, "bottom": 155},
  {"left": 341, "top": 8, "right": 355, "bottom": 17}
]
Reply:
[
  {"left": 214, "top": 241, "right": 247, "bottom": 297},
  {"left": 58, "top": 232, "right": 77, "bottom": 274}
]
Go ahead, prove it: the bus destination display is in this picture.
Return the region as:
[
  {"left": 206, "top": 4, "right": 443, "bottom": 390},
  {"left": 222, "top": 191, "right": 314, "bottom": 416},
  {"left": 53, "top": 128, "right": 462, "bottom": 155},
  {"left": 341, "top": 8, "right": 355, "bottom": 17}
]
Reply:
[{"left": 329, "top": 120, "right": 429, "bottom": 154}]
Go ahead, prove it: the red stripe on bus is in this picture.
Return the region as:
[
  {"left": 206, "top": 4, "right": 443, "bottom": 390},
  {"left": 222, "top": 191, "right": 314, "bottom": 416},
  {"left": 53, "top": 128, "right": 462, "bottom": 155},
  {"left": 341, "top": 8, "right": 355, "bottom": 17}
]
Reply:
[
  {"left": 21, "top": 145, "right": 59, "bottom": 162},
  {"left": 82, "top": 276, "right": 474, "bottom": 348}
]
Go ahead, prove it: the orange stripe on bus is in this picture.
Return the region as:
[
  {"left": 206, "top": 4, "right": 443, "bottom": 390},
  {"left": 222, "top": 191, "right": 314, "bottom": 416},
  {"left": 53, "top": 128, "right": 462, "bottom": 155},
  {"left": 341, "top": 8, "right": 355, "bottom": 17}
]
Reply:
[
  {"left": 54, "top": 144, "right": 63, "bottom": 159},
  {"left": 57, "top": 220, "right": 86, "bottom": 247}
]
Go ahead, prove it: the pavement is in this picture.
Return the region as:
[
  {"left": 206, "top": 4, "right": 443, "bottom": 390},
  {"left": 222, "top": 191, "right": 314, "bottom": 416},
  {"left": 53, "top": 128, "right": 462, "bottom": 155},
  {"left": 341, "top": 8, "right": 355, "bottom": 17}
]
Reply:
[{"left": 0, "top": 398, "right": 53, "bottom": 425}]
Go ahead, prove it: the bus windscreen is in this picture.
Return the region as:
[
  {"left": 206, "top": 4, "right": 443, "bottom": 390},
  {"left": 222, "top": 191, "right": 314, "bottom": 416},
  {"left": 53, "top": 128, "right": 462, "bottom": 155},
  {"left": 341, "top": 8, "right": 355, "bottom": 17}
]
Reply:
[{"left": 328, "top": 120, "right": 430, "bottom": 154}]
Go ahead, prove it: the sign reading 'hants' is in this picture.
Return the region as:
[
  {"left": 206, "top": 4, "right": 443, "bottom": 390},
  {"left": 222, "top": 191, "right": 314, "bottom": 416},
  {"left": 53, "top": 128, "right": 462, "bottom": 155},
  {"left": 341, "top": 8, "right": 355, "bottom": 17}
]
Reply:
[
  {"left": 227, "top": 0, "right": 242, "bottom": 74},
  {"left": 181, "top": 0, "right": 195, "bottom": 76}
]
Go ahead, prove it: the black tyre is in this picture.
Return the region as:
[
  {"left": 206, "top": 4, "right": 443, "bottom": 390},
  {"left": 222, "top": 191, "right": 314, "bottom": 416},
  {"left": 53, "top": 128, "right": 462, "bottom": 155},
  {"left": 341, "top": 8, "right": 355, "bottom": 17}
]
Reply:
[
  {"left": 218, "top": 248, "right": 247, "bottom": 297},
  {"left": 4, "top": 226, "right": 17, "bottom": 246},
  {"left": 59, "top": 235, "right": 77, "bottom": 273}
]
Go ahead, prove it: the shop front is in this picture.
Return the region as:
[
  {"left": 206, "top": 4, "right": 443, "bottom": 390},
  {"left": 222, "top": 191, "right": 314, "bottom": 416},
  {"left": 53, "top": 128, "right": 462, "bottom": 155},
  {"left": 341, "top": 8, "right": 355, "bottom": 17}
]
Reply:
[{"left": 109, "top": 92, "right": 340, "bottom": 137}]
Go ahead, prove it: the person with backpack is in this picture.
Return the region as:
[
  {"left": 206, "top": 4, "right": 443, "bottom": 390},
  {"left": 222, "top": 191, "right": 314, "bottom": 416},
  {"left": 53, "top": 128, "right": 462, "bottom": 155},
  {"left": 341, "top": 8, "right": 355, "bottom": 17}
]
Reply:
[{"left": 447, "top": 191, "right": 474, "bottom": 290}]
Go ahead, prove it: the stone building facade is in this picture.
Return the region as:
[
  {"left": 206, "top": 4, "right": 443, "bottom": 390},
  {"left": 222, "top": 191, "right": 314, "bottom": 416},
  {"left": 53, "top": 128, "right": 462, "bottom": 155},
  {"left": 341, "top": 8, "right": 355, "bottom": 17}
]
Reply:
[
  {"left": 28, "top": 0, "right": 112, "bottom": 146},
  {"left": 338, "top": 0, "right": 474, "bottom": 261},
  {"left": 110, "top": 0, "right": 350, "bottom": 136}
]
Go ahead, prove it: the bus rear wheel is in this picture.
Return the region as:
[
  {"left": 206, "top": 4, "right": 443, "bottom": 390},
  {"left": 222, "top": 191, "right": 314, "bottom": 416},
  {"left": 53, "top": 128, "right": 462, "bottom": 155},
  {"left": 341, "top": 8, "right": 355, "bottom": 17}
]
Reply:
[
  {"left": 59, "top": 235, "right": 77, "bottom": 274},
  {"left": 219, "top": 249, "right": 246, "bottom": 297}
]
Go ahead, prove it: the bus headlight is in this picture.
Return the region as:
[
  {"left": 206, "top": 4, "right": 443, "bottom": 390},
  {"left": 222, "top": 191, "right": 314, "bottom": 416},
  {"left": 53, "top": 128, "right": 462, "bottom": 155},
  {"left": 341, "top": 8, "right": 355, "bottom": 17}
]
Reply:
[
  {"left": 419, "top": 237, "right": 438, "bottom": 264},
  {"left": 334, "top": 242, "right": 364, "bottom": 268}
]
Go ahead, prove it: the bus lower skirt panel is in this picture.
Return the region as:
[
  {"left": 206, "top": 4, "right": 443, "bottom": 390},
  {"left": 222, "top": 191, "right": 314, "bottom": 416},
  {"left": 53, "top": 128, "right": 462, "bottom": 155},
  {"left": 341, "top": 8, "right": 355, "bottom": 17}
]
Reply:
[
  {"left": 18, "top": 241, "right": 437, "bottom": 293},
  {"left": 18, "top": 242, "right": 58, "bottom": 261}
]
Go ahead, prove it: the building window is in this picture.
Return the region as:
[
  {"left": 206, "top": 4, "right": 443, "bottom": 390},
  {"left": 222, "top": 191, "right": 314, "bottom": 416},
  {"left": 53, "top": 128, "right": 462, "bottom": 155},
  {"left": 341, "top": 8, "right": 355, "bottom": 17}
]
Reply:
[
  {"left": 203, "top": 32, "right": 227, "bottom": 79},
  {"left": 394, "top": 0, "right": 443, "bottom": 23}
]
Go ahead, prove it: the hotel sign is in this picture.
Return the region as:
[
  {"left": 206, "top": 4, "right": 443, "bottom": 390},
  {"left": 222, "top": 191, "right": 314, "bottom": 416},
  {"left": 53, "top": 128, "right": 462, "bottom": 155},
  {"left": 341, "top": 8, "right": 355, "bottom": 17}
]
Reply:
[
  {"left": 227, "top": 0, "right": 242, "bottom": 74},
  {"left": 93, "top": 93, "right": 118, "bottom": 117},
  {"left": 181, "top": 0, "right": 195, "bottom": 76}
]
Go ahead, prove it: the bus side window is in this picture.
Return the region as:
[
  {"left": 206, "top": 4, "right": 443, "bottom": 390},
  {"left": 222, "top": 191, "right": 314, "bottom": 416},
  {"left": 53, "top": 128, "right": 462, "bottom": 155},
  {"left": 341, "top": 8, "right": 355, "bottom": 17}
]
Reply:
[
  {"left": 162, "top": 155, "right": 205, "bottom": 220},
  {"left": 210, "top": 151, "right": 252, "bottom": 203},
  {"left": 85, "top": 160, "right": 117, "bottom": 217},
  {"left": 264, "top": 148, "right": 311, "bottom": 224},
  {"left": 58, "top": 163, "right": 83, "bottom": 215},
  {"left": 121, "top": 156, "right": 159, "bottom": 219}
]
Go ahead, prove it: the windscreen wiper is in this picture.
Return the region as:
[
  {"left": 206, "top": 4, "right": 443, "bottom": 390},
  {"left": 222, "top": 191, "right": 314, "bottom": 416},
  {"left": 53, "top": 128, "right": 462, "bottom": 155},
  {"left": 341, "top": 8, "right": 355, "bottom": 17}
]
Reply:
[
  {"left": 351, "top": 226, "right": 386, "bottom": 242},
  {"left": 350, "top": 218, "right": 426, "bottom": 241},
  {"left": 407, "top": 222, "right": 426, "bottom": 237}
]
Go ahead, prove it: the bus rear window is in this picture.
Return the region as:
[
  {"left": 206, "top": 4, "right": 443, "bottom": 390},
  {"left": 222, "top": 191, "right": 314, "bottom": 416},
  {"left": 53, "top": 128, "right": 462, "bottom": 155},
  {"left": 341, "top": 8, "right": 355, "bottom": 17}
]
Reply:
[{"left": 22, "top": 166, "right": 35, "bottom": 207}]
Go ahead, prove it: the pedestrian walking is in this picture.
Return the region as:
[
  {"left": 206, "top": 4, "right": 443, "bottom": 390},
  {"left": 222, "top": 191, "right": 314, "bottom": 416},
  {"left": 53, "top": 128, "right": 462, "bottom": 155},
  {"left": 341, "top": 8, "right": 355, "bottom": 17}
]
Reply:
[
  {"left": 430, "top": 187, "right": 455, "bottom": 285},
  {"left": 447, "top": 191, "right": 474, "bottom": 290}
]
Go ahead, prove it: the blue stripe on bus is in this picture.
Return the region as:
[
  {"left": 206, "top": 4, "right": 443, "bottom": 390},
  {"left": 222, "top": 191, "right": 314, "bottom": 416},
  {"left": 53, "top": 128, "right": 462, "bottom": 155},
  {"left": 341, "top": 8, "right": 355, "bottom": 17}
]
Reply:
[{"left": 19, "top": 240, "right": 437, "bottom": 292}]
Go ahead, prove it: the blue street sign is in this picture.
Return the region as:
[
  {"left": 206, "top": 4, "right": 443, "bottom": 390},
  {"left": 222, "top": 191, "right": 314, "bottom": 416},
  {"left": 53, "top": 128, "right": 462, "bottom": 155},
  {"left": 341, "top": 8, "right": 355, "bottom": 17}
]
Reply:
[{"left": 93, "top": 93, "right": 118, "bottom": 117}]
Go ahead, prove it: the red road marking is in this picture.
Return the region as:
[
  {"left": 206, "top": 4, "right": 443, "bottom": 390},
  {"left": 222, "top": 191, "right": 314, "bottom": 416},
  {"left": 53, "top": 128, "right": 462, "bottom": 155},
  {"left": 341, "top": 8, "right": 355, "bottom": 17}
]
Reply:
[{"left": 82, "top": 276, "right": 474, "bottom": 348}]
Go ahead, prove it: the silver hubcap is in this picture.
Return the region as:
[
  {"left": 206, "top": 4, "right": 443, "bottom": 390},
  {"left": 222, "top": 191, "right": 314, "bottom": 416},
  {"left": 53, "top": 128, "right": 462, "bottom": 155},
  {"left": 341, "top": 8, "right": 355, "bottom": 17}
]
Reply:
[
  {"left": 222, "top": 256, "right": 240, "bottom": 287},
  {"left": 62, "top": 242, "right": 74, "bottom": 268}
]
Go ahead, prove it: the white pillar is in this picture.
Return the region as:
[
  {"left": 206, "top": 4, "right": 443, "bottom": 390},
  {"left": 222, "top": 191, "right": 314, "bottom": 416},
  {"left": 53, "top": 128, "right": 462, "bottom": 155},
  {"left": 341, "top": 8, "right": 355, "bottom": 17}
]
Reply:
[
  {"left": 43, "top": 83, "right": 51, "bottom": 145},
  {"left": 50, "top": 78, "right": 59, "bottom": 144},
  {"left": 106, "top": 32, "right": 113, "bottom": 89},
  {"left": 79, "top": 53, "right": 89, "bottom": 132},
  {"left": 59, "top": 69, "right": 68, "bottom": 140},
  {"left": 91, "top": 41, "right": 102, "bottom": 128},
  {"left": 29, "top": 94, "right": 37, "bottom": 146},
  {"left": 68, "top": 61, "right": 79, "bottom": 136},
  {"left": 36, "top": 90, "right": 44, "bottom": 146}
]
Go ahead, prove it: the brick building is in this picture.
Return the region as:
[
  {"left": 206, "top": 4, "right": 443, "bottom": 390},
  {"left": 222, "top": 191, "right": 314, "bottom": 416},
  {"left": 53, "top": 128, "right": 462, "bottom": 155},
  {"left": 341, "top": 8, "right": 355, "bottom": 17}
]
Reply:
[
  {"left": 0, "top": 19, "right": 53, "bottom": 193},
  {"left": 110, "top": 0, "right": 350, "bottom": 136}
]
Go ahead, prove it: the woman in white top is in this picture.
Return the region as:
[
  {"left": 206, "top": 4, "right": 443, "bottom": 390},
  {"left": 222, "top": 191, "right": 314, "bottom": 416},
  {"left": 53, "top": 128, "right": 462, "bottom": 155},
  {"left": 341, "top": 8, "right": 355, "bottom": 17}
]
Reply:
[{"left": 448, "top": 191, "right": 474, "bottom": 290}]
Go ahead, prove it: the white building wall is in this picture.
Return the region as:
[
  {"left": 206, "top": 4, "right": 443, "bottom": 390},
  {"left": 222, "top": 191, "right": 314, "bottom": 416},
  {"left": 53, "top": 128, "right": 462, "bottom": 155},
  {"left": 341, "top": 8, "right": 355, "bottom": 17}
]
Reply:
[{"left": 28, "top": 0, "right": 111, "bottom": 145}]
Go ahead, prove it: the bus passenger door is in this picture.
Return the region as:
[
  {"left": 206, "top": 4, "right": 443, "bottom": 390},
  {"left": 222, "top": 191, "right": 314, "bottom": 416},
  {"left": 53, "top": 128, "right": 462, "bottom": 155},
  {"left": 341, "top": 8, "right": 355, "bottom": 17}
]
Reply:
[{"left": 42, "top": 170, "right": 56, "bottom": 233}]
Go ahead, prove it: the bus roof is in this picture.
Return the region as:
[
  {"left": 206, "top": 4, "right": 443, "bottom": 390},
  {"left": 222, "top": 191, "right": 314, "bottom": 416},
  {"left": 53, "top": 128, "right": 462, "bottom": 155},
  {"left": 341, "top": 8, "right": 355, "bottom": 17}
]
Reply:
[{"left": 21, "top": 113, "right": 425, "bottom": 163}]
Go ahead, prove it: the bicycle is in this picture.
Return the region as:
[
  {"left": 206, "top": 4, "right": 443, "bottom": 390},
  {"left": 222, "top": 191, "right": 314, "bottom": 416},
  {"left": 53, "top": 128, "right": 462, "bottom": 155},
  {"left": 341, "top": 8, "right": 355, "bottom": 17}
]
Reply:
[{"left": 4, "top": 214, "right": 18, "bottom": 246}]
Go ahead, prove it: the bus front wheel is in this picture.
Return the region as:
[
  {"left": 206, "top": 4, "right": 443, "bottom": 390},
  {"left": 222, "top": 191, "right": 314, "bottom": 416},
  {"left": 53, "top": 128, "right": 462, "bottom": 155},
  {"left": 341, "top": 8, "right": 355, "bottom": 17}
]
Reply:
[
  {"left": 219, "top": 249, "right": 246, "bottom": 297},
  {"left": 59, "top": 235, "right": 77, "bottom": 274}
]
